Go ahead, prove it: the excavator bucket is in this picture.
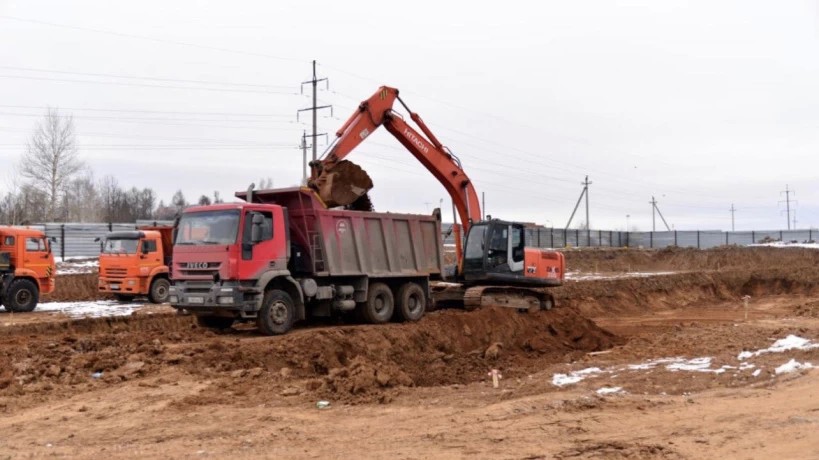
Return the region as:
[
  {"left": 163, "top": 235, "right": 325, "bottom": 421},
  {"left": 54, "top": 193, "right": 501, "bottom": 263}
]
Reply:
[{"left": 309, "top": 160, "right": 374, "bottom": 209}]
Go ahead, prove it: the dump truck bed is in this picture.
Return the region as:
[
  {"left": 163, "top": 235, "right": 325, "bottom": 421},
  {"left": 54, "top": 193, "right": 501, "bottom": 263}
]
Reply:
[{"left": 238, "top": 187, "right": 443, "bottom": 278}]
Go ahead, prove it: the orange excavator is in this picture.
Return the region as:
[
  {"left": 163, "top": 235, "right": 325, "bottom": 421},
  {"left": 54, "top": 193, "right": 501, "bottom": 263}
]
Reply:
[{"left": 309, "top": 86, "right": 565, "bottom": 309}]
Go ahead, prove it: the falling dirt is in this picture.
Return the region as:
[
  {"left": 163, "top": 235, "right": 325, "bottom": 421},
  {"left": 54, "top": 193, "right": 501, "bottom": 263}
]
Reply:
[{"left": 2, "top": 246, "right": 819, "bottom": 458}]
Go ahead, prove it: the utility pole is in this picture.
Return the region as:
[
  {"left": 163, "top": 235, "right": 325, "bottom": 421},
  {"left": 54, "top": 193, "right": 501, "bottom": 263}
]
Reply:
[
  {"left": 730, "top": 203, "right": 736, "bottom": 231},
  {"left": 779, "top": 185, "right": 795, "bottom": 230},
  {"left": 565, "top": 175, "right": 591, "bottom": 229},
  {"left": 650, "top": 196, "right": 671, "bottom": 231},
  {"left": 298, "top": 60, "right": 332, "bottom": 165},
  {"left": 300, "top": 131, "right": 311, "bottom": 182},
  {"left": 650, "top": 196, "right": 657, "bottom": 231}
]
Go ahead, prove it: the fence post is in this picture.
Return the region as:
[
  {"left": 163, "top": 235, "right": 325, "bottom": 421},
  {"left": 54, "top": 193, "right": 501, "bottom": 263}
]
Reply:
[
  {"left": 108, "top": 221, "right": 113, "bottom": 232},
  {"left": 726, "top": 232, "right": 729, "bottom": 245},
  {"left": 650, "top": 232, "right": 653, "bottom": 248},
  {"left": 537, "top": 228, "right": 541, "bottom": 247},
  {"left": 810, "top": 229, "right": 813, "bottom": 242},
  {"left": 563, "top": 228, "right": 567, "bottom": 247},
  {"left": 60, "top": 224, "right": 65, "bottom": 262},
  {"left": 550, "top": 228, "right": 554, "bottom": 248},
  {"left": 576, "top": 229, "right": 580, "bottom": 247},
  {"left": 752, "top": 231, "right": 755, "bottom": 244},
  {"left": 697, "top": 231, "right": 700, "bottom": 249},
  {"left": 779, "top": 230, "right": 783, "bottom": 241},
  {"left": 674, "top": 230, "right": 678, "bottom": 247}
]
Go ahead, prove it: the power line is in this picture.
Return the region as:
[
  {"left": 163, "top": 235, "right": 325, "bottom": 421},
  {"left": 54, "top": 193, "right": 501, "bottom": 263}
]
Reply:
[
  {"left": 0, "top": 74, "right": 299, "bottom": 95},
  {"left": 0, "top": 15, "right": 307, "bottom": 64},
  {"left": 0, "top": 104, "right": 294, "bottom": 118},
  {"left": 0, "top": 65, "right": 294, "bottom": 90}
]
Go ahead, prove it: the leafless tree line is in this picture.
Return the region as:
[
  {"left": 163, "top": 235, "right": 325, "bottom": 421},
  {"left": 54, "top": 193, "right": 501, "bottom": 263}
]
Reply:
[{"left": 0, "top": 108, "right": 232, "bottom": 225}]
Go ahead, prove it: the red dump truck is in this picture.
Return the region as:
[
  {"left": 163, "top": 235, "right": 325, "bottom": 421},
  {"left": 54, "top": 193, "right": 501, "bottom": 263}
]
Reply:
[{"left": 169, "top": 187, "right": 443, "bottom": 335}]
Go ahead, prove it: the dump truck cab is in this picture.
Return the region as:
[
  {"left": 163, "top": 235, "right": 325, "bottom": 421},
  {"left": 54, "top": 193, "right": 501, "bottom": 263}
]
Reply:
[
  {"left": 97, "top": 227, "right": 173, "bottom": 303},
  {"left": 168, "top": 202, "right": 290, "bottom": 316},
  {"left": 0, "top": 226, "right": 56, "bottom": 312}
]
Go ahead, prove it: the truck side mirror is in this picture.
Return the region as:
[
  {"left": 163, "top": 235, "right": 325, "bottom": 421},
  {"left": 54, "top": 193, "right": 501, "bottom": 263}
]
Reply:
[{"left": 251, "top": 213, "right": 264, "bottom": 243}]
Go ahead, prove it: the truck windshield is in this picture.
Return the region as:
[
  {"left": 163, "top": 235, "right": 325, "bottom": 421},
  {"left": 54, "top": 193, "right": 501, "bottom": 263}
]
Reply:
[
  {"left": 176, "top": 210, "right": 240, "bottom": 245},
  {"left": 103, "top": 238, "right": 138, "bottom": 254}
]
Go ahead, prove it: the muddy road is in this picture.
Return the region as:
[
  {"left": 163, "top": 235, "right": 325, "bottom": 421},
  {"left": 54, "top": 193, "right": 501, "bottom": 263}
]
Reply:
[{"left": 2, "top": 247, "right": 819, "bottom": 458}]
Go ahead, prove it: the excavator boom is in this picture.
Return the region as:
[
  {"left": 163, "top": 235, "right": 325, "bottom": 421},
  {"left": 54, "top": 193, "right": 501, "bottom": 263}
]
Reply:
[{"left": 309, "top": 86, "right": 481, "bottom": 264}]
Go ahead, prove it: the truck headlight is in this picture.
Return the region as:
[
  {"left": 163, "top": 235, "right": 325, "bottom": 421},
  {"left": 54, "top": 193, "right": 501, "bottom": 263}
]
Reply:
[
  {"left": 169, "top": 286, "right": 178, "bottom": 293},
  {"left": 219, "top": 287, "right": 234, "bottom": 293},
  {"left": 218, "top": 296, "right": 234, "bottom": 305},
  {"left": 127, "top": 280, "right": 136, "bottom": 286}
]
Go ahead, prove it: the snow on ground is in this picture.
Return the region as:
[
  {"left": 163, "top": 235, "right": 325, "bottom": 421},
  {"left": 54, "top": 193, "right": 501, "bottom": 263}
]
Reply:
[
  {"left": 35, "top": 300, "right": 146, "bottom": 318},
  {"left": 56, "top": 258, "right": 99, "bottom": 275},
  {"left": 552, "top": 337, "right": 819, "bottom": 388},
  {"left": 596, "top": 386, "right": 624, "bottom": 395},
  {"left": 751, "top": 242, "right": 819, "bottom": 249},
  {"left": 565, "top": 271, "right": 677, "bottom": 281},
  {"left": 774, "top": 359, "right": 814, "bottom": 375},
  {"left": 737, "top": 335, "right": 819, "bottom": 360}
]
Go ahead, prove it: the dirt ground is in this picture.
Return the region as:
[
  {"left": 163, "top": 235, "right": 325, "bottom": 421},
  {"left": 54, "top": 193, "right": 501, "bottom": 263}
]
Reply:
[{"left": 2, "top": 247, "right": 819, "bottom": 459}]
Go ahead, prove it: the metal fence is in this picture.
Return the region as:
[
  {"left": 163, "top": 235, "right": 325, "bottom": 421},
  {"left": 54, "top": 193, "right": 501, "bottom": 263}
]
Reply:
[
  {"left": 12, "top": 221, "right": 819, "bottom": 261},
  {"left": 443, "top": 225, "right": 818, "bottom": 250},
  {"left": 16, "top": 221, "right": 174, "bottom": 260}
]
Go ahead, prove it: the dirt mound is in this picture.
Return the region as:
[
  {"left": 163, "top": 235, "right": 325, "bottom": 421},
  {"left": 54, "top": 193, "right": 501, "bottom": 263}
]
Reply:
[
  {"left": 0, "top": 307, "right": 618, "bottom": 408},
  {"left": 563, "top": 246, "right": 819, "bottom": 273},
  {"left": 43, "top": 273, "right": 104, "bottom": 302},
  {"left": 555, "top": 267, "right": 819, "bottom": 318}
]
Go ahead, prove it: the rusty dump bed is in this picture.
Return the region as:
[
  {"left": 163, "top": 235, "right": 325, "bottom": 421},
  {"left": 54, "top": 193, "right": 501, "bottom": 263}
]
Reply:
[{"left": 238, "top": 187, "right": 443, "bottom": 279}]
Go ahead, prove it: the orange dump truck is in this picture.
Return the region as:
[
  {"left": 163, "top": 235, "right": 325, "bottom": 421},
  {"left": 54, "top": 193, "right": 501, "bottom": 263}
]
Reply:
[
  {"left": 0, "top": 226, "right": 56, "bottom": 312},
  {"left": 97, "top": 227, "right": 173, "bottom": 303}
]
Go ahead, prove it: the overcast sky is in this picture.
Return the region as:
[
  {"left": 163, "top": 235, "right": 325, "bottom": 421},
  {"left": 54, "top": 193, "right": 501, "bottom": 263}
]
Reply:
[{"left": 0, "top": 1, "right": 817, "bottom": 231}]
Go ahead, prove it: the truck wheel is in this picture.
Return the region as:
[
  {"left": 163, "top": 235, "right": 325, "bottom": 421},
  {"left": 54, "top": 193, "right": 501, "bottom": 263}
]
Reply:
[
  {"left": 115, "top": 294, "right": 135, "bottom": 303},
  {"left": 148, "top": 278, "right": 170, "bottom": 304},
  {"left": 196, "top": 315, "right": 234, "bottom": 330},
  {"left": 395, "top": 282, "right": 426, "bottom": 322},
  {"left": 257, "top": 289, "right": 295, "bottom": 335},
  {"left": 5, "top": 279, "right": 39, "bottom": 312},
  {"left": 363, "top": 282, "right": 394, "bottom": 324}
]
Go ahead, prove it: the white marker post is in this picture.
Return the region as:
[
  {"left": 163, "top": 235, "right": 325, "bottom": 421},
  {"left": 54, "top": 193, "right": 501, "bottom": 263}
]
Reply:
[{"left": 487, "top": 369, "right": 502, "bottom": 388}]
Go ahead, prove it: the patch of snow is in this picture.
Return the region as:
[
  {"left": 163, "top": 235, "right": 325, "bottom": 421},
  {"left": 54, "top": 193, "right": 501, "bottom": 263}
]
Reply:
[
  {"left": 35, "top": 300, "right": 145, "bottom": 318},
  {"left": 56, "top": 259, "right": 99, "bottom": 275},
  {"left": 752, "top": 369, "right": 762, "bottom": 377},
  {"left": 739, "top": 362, "right": 756, "bottom": 370},
  {"left": 737, "top": 335, "right": 819, "bottom": 360},
  {"left": 551, "top": 367, "right": 604, "bottom": 387},
  {"left": 751, "top": 242, "right": 819, "bottom": 249},
  {"left": 774, "top": 359, "right": 814, "bottom": 375},
  {"left": 566, "top": 271, "right": 677, "bottom": 281},
  {"left": 596, "top": 386, "right": 623, "bottom": 395}
]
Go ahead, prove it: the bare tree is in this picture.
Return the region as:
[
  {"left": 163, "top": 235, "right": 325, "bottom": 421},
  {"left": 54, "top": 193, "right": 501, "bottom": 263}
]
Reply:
[{"left": 20, "top": 108, "right": 84, "bottom": 220}]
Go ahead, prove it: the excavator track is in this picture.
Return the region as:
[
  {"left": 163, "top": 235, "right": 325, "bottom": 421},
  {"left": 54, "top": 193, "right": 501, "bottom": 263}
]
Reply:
[{"left": 434, "top": 283, "right": 555, "bottom": 312}]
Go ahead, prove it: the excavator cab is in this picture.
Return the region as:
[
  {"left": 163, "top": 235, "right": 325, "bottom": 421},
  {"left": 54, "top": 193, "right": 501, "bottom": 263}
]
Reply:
[{"left": 462, "top": 220, "right": 525, "bottom": 282}]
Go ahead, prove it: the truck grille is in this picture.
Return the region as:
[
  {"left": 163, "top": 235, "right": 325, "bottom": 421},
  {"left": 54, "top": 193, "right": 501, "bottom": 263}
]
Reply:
[
  {"left": 176, "top": 262, "right": 221, "bottom": 278},
  {"left": 104, "top": 267, "right": 127, "bottom": 278}
]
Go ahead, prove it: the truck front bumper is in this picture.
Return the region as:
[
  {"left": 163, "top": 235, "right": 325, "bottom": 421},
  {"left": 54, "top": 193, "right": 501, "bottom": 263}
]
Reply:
[
  {"left": 169, "top": 281, "right": 261, "bottom": 317},
  {"left": 99, "top": 277, "right": 142, "bottom": 295}
]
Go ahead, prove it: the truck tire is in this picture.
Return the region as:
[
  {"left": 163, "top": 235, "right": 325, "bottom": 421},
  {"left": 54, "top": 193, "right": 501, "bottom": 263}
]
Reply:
[
  {"left": 5, "top": 279, "right": 39, "bottom": 312},
  {"left": 395, "top": 282, "right": 426, "bottom": 322},
  {"left": 196, "top": 315, "right": 234, "bottom": 330},
  {"left": 148, "top": 277, "right": 170, "bottom": 304},
  {"left": 362, "top": 282, "right": 394, "bottom": 324},
  {"left": 257, "top": 289, "right": 295, "bottom": 335}
]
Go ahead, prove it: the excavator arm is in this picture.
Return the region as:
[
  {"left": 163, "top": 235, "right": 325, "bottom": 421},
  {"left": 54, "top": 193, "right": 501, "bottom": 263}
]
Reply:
[{"left": 308, "top": 86, "right": 481, "bottom": 265}]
